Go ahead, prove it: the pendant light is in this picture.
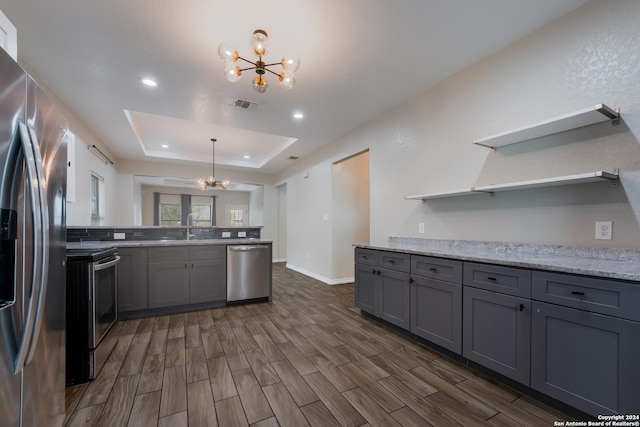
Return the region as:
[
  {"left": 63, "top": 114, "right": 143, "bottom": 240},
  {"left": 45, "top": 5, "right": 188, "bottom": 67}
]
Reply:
[{"left": 198, "top": 138, "right": 230, "bottom": 190}]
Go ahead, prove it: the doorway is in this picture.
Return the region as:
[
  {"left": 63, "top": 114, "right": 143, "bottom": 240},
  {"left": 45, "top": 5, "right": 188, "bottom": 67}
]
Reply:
[{"left": 331, "top": 150, "right": 370, "bottom": 281}]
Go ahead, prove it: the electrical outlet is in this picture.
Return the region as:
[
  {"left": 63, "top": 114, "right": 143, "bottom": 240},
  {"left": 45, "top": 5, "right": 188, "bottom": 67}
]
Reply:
[
  {"left": 113, "top": 232, "right": 125, "bottom": 240},
  {"left": 595, "top": 221, "right": 612, "bottom": 240},
  {"left": 419, "top": 223, "right": 425, "bottom": 234}
]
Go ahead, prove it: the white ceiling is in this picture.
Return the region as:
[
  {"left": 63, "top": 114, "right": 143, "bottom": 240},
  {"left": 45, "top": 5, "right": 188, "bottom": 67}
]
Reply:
[{"left": 1, "top": 0, "right": 587, "bottom": 175}]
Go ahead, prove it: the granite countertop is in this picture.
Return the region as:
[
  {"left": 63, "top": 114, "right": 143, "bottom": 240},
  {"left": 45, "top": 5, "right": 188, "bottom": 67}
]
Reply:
[
  {"left": 67, "top": 239, "right": 272, "bottom": 250},
  {"left": 356, "top": 237, "right": 640, "bottom": 282}
]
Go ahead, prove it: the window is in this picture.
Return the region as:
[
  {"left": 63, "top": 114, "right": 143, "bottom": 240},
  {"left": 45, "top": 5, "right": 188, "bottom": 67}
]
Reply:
[
  {"left": 226, "top": 204, "right": 248, "bottom": 227},
  {"left": 153, "top": 193, "right": 216, "bottom": 226},
  {"left": 90, "top": 173, "right": 105, "bottom": 225},
  {"left": 191, "top": 196, "right": 213, "bottom": 226},
  {"left": 159, "top": 194, "right": 181, "bottom": 226}
]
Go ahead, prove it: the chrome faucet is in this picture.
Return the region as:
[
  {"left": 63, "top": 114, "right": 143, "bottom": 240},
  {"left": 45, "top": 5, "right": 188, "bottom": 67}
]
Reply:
[{"left": 186, "top": 213, "right": 195, "bottom": 240}]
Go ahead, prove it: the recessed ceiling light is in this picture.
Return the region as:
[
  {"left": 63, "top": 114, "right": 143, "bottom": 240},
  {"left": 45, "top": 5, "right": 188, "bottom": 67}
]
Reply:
[
  {"left": 293, "top": 112, "right": 304, "bottom": 119},
  {"left": 243, "top": 155, "right": 251, "bottom": 159},
  {"left": 142, "top": 78, "right": 157, "bottom": 87},
  {"left": 161, "top": 144, "right": 169, "bottom": 148}
]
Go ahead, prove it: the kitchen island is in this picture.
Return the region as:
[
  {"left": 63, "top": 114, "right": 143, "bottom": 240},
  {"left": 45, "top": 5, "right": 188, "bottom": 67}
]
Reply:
[
  {"left": 68, "top": 238, "right": 273, "bottom": 318},
  {"left": 354, "top": 237, "right": 640, "bottom": 418}
]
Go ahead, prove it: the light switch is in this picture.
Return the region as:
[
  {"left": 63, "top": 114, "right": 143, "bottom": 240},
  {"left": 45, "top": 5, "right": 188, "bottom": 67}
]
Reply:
[
  {"left": 113, "top": 232, "right": 125, "bottom": 240},
  {"left": 222, "top": 231, "right": 231, "bottom": 238},
  {"left": 238, "top": 231, "right": 246, "bottom": 238}
]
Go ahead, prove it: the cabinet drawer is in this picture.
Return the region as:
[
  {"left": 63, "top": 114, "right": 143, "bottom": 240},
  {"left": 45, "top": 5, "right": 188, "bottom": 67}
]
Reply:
[
  {"left": 190, "top": 245, "right": 226, "bottom": 261},
  {"left": 379, "top": 251, "right": 410, "bottom": 273},
  {"left": 532, "top": 271, "right": 640, "bottom": 321},
  {"left": 148, "top": 246, "right": 189, "bottom": 263},
  {"left": 411, "top": 255, "right": 462, "bottom": 283},
  {"left": 355, "top": 248, "right": 379, "bottom": 266},
  {"left": 464, "top": 262, "right": 531, "bottom": 298}
]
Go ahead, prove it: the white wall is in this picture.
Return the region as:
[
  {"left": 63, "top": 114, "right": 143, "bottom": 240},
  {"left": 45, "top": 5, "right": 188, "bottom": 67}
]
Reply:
[
  {"left": 276, "top": 0, "right": 640, "bottom": 282},
  {"left": 276, "top": 184, "right": 287, "bottom": 262},
  {"left": 65, "top": 135, "right": 122, "bottom": 226},
  {"left": 249, "top": 186, "right": 264, "bottom": 226}
]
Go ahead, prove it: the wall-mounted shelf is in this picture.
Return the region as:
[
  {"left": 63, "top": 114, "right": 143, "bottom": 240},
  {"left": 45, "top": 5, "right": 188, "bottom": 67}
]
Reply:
[
  {"left": 473, "top": 104, "right": 619, "bottom": 149},
  {"left": 405, "top": 170, "right": 619, "bottom": 201}
]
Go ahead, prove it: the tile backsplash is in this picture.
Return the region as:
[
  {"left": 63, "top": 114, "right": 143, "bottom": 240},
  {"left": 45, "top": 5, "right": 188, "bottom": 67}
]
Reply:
[{"left": 67, "top": 226, "right": 261, "bottom": 242}]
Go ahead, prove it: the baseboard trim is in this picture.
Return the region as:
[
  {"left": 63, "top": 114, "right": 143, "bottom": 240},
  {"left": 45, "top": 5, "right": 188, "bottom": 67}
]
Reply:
[
  {"left": 272, "top": 258, "right": 287, "bottom": 263},
  {"left": 285, "top": 264, "right": 354, "bottom": 285}
]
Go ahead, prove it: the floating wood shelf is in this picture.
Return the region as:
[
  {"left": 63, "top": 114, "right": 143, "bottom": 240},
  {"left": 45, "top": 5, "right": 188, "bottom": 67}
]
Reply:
[
  {"left": 405, "top": 170, "right": 619, "bottom": 201},
  {"left": 473, "top": 104, "right": 619, "bottom": 149}
]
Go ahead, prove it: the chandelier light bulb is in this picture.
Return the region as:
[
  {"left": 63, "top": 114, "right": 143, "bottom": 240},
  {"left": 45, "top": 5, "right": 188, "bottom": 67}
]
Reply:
[
  {"left": 252, "top": 76, "right": 268, "bottom": 93},
  {"left": 279, "top": 70, "right": 296, "bottom": 89},
  {"left": 281, "top": 54, "right": 300, "bottom": 72},
  {"left": 224, "top": 62, "right": 241, "bottom": 82},
  {"left": 217, "top": 43, "right": 238, "bottom": 62},
  {"left": 250, "top": 29, "right": 269, "bottom": 57}
]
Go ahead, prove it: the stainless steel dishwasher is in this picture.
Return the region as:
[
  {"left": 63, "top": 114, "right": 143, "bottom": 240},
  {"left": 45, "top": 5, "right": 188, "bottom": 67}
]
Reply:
[{"left": 227, "top": 245, "right": 272, "bottom": 302}]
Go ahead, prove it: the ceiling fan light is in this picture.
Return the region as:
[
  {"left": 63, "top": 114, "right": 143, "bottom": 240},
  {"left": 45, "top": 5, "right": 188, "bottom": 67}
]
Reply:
[
  {"left": 252, "top": 76, "right": 268, "bottom": 93},
  {"left": 221, "top": 179, "right": 230, "bottom": 189},
  {"left": 281, "top": 54, "right": 300, "bottom": 72},
  {"left": 279, "top": 70, "right": 295, "bottom": 89},
  {"left": 217, "top": 43, "right": 238, "bottom": 62},
  {"left": 250, "top": 29, "right": 269, "bottom": 56}
]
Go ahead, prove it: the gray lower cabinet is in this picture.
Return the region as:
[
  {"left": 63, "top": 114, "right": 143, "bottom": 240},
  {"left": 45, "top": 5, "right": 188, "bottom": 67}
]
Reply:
[
  {"left": 411, "top": 276, "right": 462, "bottom": 353},
  {"left": 148, "top": 260, "right": 190, "bottom": 309},
  {"left": 148, "top": 245, "right": 227, "bottom": 309},
  {"left": 354, "top": 248, "right": 410, "bottom": 329},
  {"left": 355, "top": 262, "right": 378, "bottom": 314},
  {"left": 354, "top": 245, "right": 640, "bottom": 416},
  {"left": 189, "top": 246, "right": 226, "bottom": 304},
  {"left": 463, "top": 286, "right": 531, "bottom": 384},
  {"left": 530, "top": 270, "right": 640, "bottom": 415},
  {"left": 117, "top": 247, "right": 148, "bottom": 312},
  {"left": 410, "top": 255, "right": 463, "bottom": 354},
  {"left": 531, "top": 301, "right": 640, "bottom": 415},
  {"left": 378, "top": 268, "right": 411, "bottom": 330}
]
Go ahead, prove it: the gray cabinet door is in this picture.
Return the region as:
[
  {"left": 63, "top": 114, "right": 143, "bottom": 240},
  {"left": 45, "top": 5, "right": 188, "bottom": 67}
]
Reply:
[
  {"left": 411, "top": 276, "right": 462, "bottom": 353},
  {"left": 378, "top": 268, "right": 411, "bottom": 330},
  {"left": 355, "top": 263, "right": 378, "bottom": 314},
  {"left": 190, "top": 259, "right": 226, "bottom": 304},
  {"left": 531, "top": 301, "right": 640, "bottom": 416},
  {"left": 148, "top": 261, "right": 190, "bottom": 309},
  {"left": 117, "top": 247, "right": 148, "bottom": 312},
  {"left": 463, "top": 287, "right": 531, "bottom": 384}
]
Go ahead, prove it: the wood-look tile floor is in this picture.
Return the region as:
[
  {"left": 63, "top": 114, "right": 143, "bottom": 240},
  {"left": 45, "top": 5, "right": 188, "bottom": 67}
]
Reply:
[{"left": 64, "top": 262, "right": 568, "bottom": 427}]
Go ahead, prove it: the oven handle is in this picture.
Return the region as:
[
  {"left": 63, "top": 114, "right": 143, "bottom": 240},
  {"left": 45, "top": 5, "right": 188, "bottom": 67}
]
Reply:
[{"left": 94, "top": 255, "right": 121, "bottom": 272}]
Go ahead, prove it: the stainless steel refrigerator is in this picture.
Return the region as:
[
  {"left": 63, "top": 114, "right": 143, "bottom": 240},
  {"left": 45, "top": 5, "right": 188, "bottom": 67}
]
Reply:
[{"left": 0, "top": 47, "right": 67, "bottom": 426}]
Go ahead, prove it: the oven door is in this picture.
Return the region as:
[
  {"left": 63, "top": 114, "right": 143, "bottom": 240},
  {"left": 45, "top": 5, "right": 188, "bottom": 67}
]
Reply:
[{"left": 90, "top": 255, "right": 120, "bottom": 349}]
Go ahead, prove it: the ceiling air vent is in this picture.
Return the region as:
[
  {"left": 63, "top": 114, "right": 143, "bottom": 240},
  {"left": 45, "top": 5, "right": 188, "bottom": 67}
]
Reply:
[
  {"left": 234, "top": 98, "right": 258, "bottom": 111},
  {"left": 288, "top": 156, "right": 299, "bottom": 160}
]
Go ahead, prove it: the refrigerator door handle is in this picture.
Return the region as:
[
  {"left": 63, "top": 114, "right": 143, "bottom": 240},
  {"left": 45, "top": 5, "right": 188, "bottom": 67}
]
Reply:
[
  {"left": 24, "top": 126, "right": 50, "bottom": 366},
  {"left": 13, "top": 122, "right": 44, "bottom": 375}
]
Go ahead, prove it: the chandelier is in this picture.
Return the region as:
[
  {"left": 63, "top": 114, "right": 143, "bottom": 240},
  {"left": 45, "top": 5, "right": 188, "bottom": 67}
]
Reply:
[
  {"left": 218, "top": 29, "right": 300, "bottom": 93},
  {"left": 198, "top": 139, "right": 230, "bottom": 190}
]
